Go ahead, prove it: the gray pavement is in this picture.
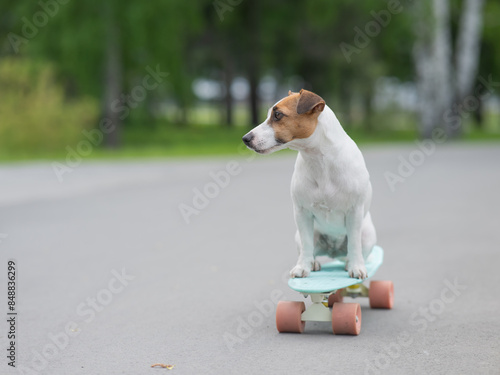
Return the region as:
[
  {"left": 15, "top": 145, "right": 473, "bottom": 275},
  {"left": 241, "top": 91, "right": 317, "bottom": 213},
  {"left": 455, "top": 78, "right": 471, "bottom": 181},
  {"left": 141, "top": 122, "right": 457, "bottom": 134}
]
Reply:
[{"left": 1, "top": 143, "right": 499, "bottom": 375}]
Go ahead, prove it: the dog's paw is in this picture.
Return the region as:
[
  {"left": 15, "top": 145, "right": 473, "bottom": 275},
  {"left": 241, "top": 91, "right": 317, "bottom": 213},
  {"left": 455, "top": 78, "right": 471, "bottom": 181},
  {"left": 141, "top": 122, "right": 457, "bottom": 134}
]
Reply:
[
  {"left": 348, "top": 262, "right": 368, "bottom": 279},
  {"left": 290, "top": 264, "right": 311, "bottom": 278},
  {"left": 290, "top": 259, "right": 321, "bottom": 278},
  {"left": 312, "top": 259, "right": 321, "bottom": 272}
]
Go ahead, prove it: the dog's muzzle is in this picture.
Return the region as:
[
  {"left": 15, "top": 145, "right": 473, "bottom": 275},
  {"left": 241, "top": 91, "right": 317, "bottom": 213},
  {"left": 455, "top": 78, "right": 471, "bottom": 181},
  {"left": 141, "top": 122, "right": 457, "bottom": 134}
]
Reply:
[{"left": 242, "top": 132, "right": 254, "bottom": 147}]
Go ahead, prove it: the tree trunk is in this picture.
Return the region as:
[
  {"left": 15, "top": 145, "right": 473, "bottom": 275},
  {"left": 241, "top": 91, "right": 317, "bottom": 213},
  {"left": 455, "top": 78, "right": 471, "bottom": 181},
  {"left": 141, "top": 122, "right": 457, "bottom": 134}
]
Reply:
[
  {"left": 473, "top": 96, "right": 484, "bottom": 129},
  {"left": 413, "top": 0, "right": 485, "bottom": 139},
  {"left": 177, "top": 104, "right": 188, "bottom": 125},
  {"left": 223, "top": 50, "right": 234, "bottom": 127},
  {"left": 248, "top": 66, "right": 259, "bottom": 126},
  {"left": 103, "top": 1, "right": 122, "bottom": 148},
  {"left": 412, "top": 0, "right": 453, "bottom": 139},
  {"left": 454, "top": 0, "right": 485, "bottom": 135},
  {"left": 455, "top": 0, "right": 485, "bottom": 101},
  {"left": 338, "top": 81, "right": 352, "bottom": 128},
  {"left": 413, "top": 1, "right": 438, "bottom": 138},
  {"left": 363, "top": 91, "right": 374, "bottom": 133},
  {"left": 433, "top": 0, "right": 453, "bottom": 135},
  {"left": 247, "top": 0, "right": 259, "bottom": 127}
]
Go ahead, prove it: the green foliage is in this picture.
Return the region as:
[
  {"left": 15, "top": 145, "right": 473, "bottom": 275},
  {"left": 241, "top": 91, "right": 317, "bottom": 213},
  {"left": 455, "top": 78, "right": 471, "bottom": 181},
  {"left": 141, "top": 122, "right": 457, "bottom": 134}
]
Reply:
[
  {"left": 0, "top": 0, "right": 498, "bottom": 160},
  {"left": 2, "top": 0, "right": 205, "bottom": 107},
  {"left": 0, "top": 58, "right": 98, "bottom": 154}
]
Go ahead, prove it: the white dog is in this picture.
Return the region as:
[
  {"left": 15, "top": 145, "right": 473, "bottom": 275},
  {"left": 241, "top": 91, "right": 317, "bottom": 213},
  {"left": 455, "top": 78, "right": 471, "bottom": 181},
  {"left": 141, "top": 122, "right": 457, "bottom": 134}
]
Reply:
[{"left": 242, "top": 89, "right": 377, "bottom": 279}]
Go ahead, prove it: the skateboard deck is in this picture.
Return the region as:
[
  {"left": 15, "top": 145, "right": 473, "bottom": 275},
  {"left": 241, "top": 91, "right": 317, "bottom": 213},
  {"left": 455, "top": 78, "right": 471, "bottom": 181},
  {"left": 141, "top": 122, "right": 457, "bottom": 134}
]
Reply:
[{"left": 288, "top": 245, "right": 384, "bottom": 294}]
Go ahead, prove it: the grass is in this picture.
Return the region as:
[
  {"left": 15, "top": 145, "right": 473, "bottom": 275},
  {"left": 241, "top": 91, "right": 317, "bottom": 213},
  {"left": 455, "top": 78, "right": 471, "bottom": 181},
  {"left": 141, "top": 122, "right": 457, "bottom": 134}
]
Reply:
[
  {"left": 0, "top": 125, "right": 420, "bottom": 163},
  {"left": 1, "top": 111, "right": 499, "bottom": 163}
]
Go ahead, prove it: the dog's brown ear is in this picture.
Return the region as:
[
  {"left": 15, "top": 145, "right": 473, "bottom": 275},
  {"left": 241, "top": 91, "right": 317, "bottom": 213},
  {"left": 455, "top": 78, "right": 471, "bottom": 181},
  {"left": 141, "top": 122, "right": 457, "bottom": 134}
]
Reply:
[
  {"left": 297, "top": 89, "right": 325, "bottom": 115},
  {"left": 288, "top": 90, "right": 297, "bottom": 96}
]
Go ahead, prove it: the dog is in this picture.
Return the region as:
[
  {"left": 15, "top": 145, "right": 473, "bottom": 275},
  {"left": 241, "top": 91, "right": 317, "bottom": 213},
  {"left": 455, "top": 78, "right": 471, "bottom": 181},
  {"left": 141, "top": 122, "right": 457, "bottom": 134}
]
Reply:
[{"left": 242, "top": 89, "right": 377, "bottom": 279}]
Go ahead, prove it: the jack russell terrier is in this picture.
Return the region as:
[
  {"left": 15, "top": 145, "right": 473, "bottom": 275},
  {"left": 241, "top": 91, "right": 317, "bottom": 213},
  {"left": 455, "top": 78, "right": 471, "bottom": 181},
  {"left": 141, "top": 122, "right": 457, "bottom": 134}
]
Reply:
[{"left": 242, "top": 89, "right": 376, "bottom": 279}]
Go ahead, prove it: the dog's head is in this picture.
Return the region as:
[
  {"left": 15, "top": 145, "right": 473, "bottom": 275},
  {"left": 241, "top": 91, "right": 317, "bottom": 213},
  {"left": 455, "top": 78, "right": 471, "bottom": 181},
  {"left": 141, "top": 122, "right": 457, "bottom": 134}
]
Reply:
[{"left": 242, "top": 89, "right": 325, "bottom": 154}]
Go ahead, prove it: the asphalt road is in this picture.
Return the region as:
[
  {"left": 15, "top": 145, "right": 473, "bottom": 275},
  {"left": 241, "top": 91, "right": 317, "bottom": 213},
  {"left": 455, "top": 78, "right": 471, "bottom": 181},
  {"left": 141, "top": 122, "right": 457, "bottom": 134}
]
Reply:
[{"left": 1, "top": 143, "right": 499, "bottom": 375}]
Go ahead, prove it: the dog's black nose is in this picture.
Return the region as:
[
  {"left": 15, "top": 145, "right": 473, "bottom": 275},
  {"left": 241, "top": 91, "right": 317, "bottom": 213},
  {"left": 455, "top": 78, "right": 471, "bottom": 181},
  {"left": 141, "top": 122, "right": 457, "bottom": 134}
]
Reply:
[{"left": 242, "top": 133, "right": 254, "bottom": 145}]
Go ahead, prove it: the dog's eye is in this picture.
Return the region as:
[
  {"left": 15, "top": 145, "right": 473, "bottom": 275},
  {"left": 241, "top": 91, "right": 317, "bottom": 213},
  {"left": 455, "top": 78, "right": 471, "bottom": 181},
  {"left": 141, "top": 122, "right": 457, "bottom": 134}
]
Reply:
[{"left": 274, "top": 111, "right": 283, "bottom": 121}]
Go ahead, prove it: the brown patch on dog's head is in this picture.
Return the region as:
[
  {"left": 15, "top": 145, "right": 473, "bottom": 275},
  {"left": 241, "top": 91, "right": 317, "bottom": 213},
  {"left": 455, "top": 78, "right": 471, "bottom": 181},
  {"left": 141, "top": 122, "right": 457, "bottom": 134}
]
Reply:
[{"left": 269, "top": 89, "right": 325, "bottom": 144}]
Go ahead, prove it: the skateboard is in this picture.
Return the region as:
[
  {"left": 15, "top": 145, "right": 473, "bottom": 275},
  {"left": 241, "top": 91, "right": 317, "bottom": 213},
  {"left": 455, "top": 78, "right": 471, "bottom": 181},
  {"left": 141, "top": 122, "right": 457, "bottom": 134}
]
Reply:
[{"left": 276, "top": 246, "right": 393, "bottom": 335}]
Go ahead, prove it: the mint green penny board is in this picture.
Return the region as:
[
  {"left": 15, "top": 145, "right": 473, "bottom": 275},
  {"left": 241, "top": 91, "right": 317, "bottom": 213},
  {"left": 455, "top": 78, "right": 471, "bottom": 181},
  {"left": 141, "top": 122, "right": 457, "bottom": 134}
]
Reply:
[{"left": 288, "top": 246, "right": 384, "bottom": 294}]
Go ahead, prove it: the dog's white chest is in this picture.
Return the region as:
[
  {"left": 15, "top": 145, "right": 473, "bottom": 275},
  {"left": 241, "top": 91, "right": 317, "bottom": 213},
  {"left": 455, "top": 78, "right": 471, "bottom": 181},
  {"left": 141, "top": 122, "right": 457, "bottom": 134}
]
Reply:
[
  {"left": 309, "top": 199, "right": 347, "bottom": 234},
  {"left": 292, "top": 160, "right": 351, "bottom": 236}
]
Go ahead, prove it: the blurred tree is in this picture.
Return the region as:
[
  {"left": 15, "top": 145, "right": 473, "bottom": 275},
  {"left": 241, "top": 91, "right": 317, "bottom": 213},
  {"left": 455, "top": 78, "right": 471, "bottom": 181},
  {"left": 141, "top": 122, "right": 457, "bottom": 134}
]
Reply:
[
  {"left": 1, "top": 0, "right": 496, "bottom": 150},
  {"left": 2, "top": 0, "right": 203, "bottom": 147},
  {"left": 476, "top": 0, "right": 500, "bottom": 129},
  {"left": 456, "top": 0, "right": 485, "bottom": 102},
  {"left": 199, "top": 0, "right": 243, "bottom": 127},
  {"left": 298, "top": 0, "right": 412, "bottom": 130},
  {"left": 102, "top": 0, "right": 122, "bottom": 148},
  {"left": 205, "top": 0, "right": 264, "bottom": 127},
  {"left": 199, "top": 0, "right": 414, "bottom": 129},
  {"left": 413, "top": 0, "right": 485, "bottom": 138}
]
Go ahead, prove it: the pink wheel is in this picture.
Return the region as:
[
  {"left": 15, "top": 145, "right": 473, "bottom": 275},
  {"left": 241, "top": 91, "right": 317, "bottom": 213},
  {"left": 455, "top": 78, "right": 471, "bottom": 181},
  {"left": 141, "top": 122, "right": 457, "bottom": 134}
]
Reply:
[
  {"left": 369, "top": 281, "right": 394, "bottom": 309},
  {"left": 327, "top": 289, "right": 344, "bottom": 307},
  {"left": 276, "top": 301, "right": 306, "bottom": 333},
  {"left": 331, "top": 303, "right": 361, "bottom": 335}
]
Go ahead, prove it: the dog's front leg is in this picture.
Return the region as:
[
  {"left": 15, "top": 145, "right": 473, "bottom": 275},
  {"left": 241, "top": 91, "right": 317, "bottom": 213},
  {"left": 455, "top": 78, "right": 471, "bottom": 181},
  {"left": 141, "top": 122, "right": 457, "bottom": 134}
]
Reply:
[
  {"left": 346, "top": 207, "right": 368, "bottom": 279},
  {"left": 290, "top": 206, "right": 316, "bottom": 278}
]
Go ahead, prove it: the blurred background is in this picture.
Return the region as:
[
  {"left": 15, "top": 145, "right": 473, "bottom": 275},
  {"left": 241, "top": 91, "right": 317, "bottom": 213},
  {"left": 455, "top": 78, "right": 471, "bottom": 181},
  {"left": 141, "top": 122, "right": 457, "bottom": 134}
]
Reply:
[
  {"left": 1, "top": 2, "right": 500, "bottom": 373},
  {"left": 0, "top": 0, "right": 499, "bottom": 160}
]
